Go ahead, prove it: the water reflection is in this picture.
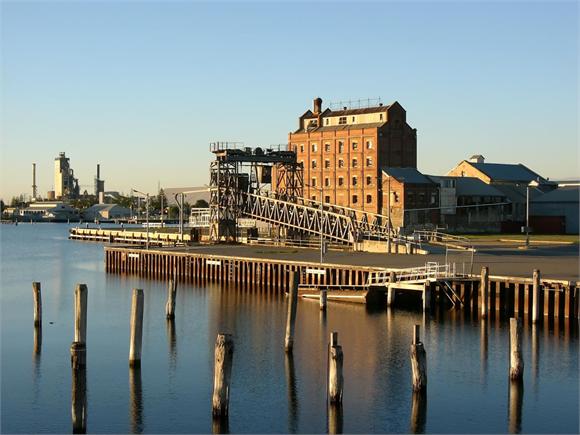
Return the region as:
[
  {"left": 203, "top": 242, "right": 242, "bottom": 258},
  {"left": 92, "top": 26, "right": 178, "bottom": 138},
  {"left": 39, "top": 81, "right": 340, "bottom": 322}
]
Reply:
[
  {"left": 211, "top": 416, "right": 229, "bottom": 434},
  {"left": 531, "top": 324, "right": 539, "bottom": 393},
  {"left": 166, "top": 319, "right": 177, "bottom": 371},
  {"left": 129, "top": 368, "right": 143, "bottom": 433},
  {"left": 410, "top": 390, "right": 427, "bottom": 434},
  {"left": 71, "top": 366, "right": 87, "bottom": 433},
  {"left": 480, "top": 320, "right": 488, "bottom": 384},
  {"left": 508, "top": 381, "right": 524, "bottom": 433},
  {"left": 284, "top": 354, "right": 298, "bottom": 433},
  {"left": 328, "top": 403, "right": 343, "bottom": 434}
]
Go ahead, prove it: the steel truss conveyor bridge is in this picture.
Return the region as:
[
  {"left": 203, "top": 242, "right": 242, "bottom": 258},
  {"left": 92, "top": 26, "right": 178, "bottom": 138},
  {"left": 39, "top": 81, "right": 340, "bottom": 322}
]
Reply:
[{"left": 208, "top": 142, "right": 399, "bottom": 246}]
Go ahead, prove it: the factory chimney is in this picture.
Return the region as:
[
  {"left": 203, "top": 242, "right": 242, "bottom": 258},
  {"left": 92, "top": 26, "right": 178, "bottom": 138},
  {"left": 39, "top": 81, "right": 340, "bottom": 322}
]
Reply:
[
  {"left": 32, "top": 163, "right": 38, "bottom": 201},
  {"left": 97, "top": 164, "right": 100, "bottom": 180}
]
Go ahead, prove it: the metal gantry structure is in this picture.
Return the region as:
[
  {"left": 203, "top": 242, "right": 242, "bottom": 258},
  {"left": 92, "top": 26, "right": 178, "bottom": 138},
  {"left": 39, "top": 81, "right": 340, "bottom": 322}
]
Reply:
[
  {"left": 209, "top": 142, "right": 303, "bottom": 242},
  {"left": 209, "top": 141, "right": 401, "bottom": 245}
]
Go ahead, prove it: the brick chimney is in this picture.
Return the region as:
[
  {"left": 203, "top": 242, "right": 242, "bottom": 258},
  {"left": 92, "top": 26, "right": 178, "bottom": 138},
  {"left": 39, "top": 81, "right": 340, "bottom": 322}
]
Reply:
[{"left": 313, "top": 97, "right": 322, "bottom": 114}]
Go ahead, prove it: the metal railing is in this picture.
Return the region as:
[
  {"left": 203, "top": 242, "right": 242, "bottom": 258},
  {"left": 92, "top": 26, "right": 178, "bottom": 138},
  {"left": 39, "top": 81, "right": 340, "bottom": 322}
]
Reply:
[
  {"left": 412, "top": 230, "right": 474, "bottom": 251},
  {"left": 367, "top": 262, "right": 469, "bottom": 286}
]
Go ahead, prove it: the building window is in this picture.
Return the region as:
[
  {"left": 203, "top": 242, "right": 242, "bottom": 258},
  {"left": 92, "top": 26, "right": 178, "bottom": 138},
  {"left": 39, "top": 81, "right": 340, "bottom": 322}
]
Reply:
[
  {"left": 325, "top": 143, "right": 331, "bottom": 152},
  {"left": 300, "top": 144, "right": 304, "bottom": 153},
  {"left": 366, "top": 176, "right": 372, "bottom": 185},
  {"left": 366, "top": 195, "right": 372, "bottom": 204},
  {"left": 312, "top": 143, "right": 317, "bottom": 152},
  {"left": 311, "top": 178, "right": 316, "bottom": 187},
  {"left": 366, "top": 140, "right": 373, "bottom": 149},
  {"left": 325, "top": 178, "right": 330, "bottom": 187},
  {"left": 339, "top": 117, "right": 347, "bottom": 125},
  {"left": 324, "top": 159, "right": 330, "bottom": 169},
  {"left": 366, "top": 157, "right": 373, "bottom": 167},
  {"left": 352, "top": 195, "right": 358, "bottom": 204},
  {"left": 352, "top": 116, "right": 355, "bottom": 122},
  {"left": 338, "top": 159, "right": 344, "bottom": 168},
  {"left": 338, "top": 141, "right": 344, "bottom": 153},
  {"left": 352, "top": 176, "right": 358, "bottom": 186},
  {"left": 311, "top": 160, "right": 317, "bottom": 169},
  {"left": 325, "top": 118, "right": 329, "bottom": 125},
  {"left": 312, "top": 196, "right": 317, "bottom": 201},
  {"left": 325, "top": 195, "right": 331, "bottom": 203},
  {"left": 338, "top": 177, "right": 344, "bottom": 186},
  {"left": 380, "top": 113, "right": 383, "bottom": 121},
  {"left": 352, "top": 141, "right": 358, "bottom": 150},
  {"left": 352, "top": 158, "right": 358, "bottom": 168}
]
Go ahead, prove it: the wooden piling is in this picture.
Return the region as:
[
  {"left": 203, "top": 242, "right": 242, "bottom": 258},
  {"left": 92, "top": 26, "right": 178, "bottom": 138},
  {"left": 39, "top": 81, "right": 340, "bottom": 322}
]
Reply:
[
  {"left": 410, "top": 391, "right": 427, "bottom": 434},
  {"left": 509, "top": 317, "right": 524, "bottom": 381},
  {"left": 212, "top": 333, "right": 234, "bottom": 418},
  {"left": 532, "top": 270, "right": 540, "bottom": 324},
  {"left": 328, "top": 332, "right": 344, "bottom": 404},
  {"left": 480, "top": 267, "right": 489, "bottom": 319},
  {"left": 74, "top": 284, "right": 88, "bottom": 344},
  {"left": 284, "top": 271, "right": 299, "bottom": 353},
  {"left": 508, "top": 379, "right": 523, "bottom": 434},
  {"left": 410, "top": 325, "right": 427, "bottom": 391},
  {"left": 71, "top": 342, "right": 87, "bottom": 434},
  {"left": 423, "top": 281, "right": 431, "bottom": 312},
  {"left": 32, "top": 282, "right": 42, "bottom": 327},
  {"left": 129, "top": 289, "right": 144, "bottom": 367},
  {"left": 320, "top": 289, "right": 327, "bottom": 311},
  {"left": 165, "top": 279, "right": 177, "bottom": 320}
]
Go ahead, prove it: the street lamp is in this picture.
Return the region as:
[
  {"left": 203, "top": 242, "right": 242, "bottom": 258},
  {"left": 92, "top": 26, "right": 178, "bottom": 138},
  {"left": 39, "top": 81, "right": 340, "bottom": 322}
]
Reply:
[
  {"left": 306, "top": 183, "right": 324, "bottom": 264},
  {"left": 132, "top": 189, "right": 150, "bottom": 250},
  {"left": 525, "top": 180, "right": 539, "bottom": 249}
]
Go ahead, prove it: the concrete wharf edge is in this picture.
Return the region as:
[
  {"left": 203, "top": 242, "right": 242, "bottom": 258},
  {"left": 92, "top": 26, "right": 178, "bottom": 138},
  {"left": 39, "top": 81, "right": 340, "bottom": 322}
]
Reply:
[{"left": 104, "top": 245, "right": 580, "bottom": 322}]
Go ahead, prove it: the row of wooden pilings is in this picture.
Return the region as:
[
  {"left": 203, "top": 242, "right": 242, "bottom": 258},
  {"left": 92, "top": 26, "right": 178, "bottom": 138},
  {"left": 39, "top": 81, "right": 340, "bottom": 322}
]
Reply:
[
  {"left": 105, "top": 247, "right": 580, "bottom": 322},
  {"left": 31, "top": 271, "right": 534, "bottom": 434}
]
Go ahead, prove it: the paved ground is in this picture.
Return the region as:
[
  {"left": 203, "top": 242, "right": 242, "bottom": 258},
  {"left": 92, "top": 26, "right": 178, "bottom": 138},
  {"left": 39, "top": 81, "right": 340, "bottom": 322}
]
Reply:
[{"left": 165, "top": 240, "right": 579, "bottom": 281}]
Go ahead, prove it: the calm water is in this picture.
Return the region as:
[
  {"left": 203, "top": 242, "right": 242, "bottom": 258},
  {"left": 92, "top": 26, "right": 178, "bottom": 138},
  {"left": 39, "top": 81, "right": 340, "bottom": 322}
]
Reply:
[{"left": 1, "top": 224, "right": 578, "bottom": 434}]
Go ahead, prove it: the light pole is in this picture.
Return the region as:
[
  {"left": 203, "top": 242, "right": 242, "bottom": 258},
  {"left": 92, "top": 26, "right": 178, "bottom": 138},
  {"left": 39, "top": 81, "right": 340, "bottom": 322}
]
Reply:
[
  {"left": 306, "top": 183, "right": 324, "bottom": 264},
  {"left": 525, "top": 180, "right": 539, "bottom": 249},
  {"left": 132, "top": 189, "right": 150, "bottom": 250}
]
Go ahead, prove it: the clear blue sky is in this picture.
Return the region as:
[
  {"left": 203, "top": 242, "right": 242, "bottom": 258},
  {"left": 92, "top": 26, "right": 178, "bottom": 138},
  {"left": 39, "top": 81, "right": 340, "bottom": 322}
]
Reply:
[{"left": 1, "top": 0, "right": 578, "bottom": 201}]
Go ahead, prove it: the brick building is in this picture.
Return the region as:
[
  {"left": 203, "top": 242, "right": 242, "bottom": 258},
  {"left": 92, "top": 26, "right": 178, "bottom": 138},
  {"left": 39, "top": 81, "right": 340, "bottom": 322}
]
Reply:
[
  {"left": 382, "top": 167, "right": 439, "bottom": 230},
  {"left": 288, "top": 98, "right": 417, "bottom": 213}
]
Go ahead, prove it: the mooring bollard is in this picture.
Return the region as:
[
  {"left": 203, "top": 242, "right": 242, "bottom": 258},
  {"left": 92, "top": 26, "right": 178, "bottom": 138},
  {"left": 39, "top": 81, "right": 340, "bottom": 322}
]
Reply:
[
  {"left": 328, "top": 332, "right": 344, "bottom": 404},
  {"left": 320, "top": 288, "right": 327, "bottom": 311},
  {"left": 74, "top": 284, "right": 88, "bottom": 344},
  {"left": 410, "top": 325, "right": 427, "bottom": 391},
  {"left": 165, "top": 279, "right": 176, "bottom": 319},
  {"left": 509, "top": 317, "right": 524, "bottom": 381},
  {"left": 32, "top": 282, "right": 42, "bottom": 327},
  {"left": 284, "top": 271, "right": 299, "bottom": 353},
  {"left": 532, "top": 269, "right": 541, "bottom": 324},
  {"left": 212, "top": 333, "right": 234, "bottom": 418},
  {"left": 480, "top": 266, "right": 489, "bottom": 319},
  {"left": 129, "top": 289, "right": 144, "bottom": 367}
]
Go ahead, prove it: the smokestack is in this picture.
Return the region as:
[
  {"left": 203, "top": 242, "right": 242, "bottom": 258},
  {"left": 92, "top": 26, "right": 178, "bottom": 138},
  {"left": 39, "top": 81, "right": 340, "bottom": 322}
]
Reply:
[
  {"left": 97, "top": 164, "right": 100, "bottom": 180},
  {"left": 313, "top": 97, "right": 322, "bottom": 114},
  {"left": 32, "top": 163, "right": 37, "bottom": 200}
]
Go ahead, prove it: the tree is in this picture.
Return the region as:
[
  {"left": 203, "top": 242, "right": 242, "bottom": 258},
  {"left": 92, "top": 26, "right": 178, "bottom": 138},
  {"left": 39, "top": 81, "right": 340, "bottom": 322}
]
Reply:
[
  {"left": 193, "top": 199, "right": 209, "bottom": 208},
  {"left": 10, "top": 195, "right": 26, "bottom": 207}
]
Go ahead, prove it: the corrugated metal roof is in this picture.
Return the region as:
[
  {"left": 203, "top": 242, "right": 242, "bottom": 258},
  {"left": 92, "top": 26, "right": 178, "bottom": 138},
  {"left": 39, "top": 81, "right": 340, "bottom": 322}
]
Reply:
[
  {"left": 454, "top": 177, "right": 506, "bottom": 197},
  {"left": 382, "top": 167, "right": 434, "bottom": 184},
  {"left": 469, "top": 162, "right": 545, "bottom": 183},
  {"left": 533, "top": 186, "right": 579, "bottom": 203}
]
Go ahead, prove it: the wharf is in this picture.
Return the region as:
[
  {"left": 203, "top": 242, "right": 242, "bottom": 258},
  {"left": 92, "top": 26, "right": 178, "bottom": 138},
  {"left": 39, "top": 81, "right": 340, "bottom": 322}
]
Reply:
[{"left": 104, "top": 244, "right": 579, "bottom": 322}]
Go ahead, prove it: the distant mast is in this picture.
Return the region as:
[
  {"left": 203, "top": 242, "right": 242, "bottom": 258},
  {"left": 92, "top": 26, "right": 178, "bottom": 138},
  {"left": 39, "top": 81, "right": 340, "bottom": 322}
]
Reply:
[{"left": 32, "top": 163, "right": 37, "bottom": 201}]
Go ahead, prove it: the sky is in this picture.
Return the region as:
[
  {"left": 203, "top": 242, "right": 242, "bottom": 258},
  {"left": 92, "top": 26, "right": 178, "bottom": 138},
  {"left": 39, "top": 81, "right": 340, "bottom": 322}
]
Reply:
[{"left": 1, "top": 0, "right": 578, "bottom": 201}]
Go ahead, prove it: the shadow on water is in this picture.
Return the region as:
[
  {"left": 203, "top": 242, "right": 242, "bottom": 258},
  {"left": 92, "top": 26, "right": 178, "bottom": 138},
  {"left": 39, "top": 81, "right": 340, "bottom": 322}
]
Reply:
[
  {"left": 129, "top": 367, "right": 143, "bottom": 434},
  {"left": 285, "top": 354, "right": 299, "bottom": 433}
]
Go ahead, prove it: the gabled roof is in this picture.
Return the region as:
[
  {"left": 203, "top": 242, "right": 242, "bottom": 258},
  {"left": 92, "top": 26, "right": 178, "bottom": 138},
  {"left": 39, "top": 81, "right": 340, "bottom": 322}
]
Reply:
[
  {"left": 467, "top": 161, "right": 546, "bottom": 183},
  {"left": 326, "top": 104, "right": 391, "bottom": 117},
  {"left": 382, "top": 167, "right": 434, "bottom": 184}
]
